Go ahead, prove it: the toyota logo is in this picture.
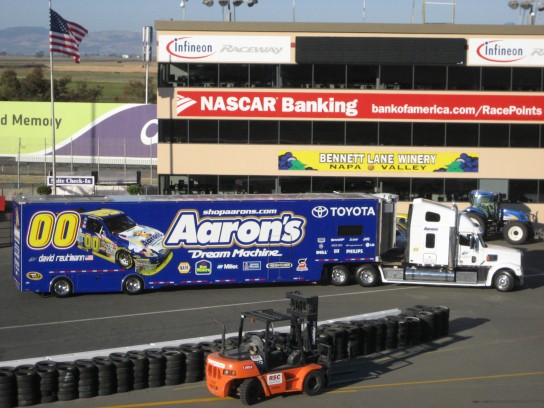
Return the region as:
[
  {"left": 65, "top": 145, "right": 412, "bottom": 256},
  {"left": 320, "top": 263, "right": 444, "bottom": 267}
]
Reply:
[{"left": 311, "top": 206, "right": 329, "bottom": 218}]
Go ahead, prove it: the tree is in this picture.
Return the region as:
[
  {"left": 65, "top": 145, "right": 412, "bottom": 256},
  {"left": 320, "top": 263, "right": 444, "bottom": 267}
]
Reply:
[
  {"left": 0, "top": 66, "right": 103, "bottom": 102},
  {"left": 0, "top": 69, "right": 22, "bottom": 101},
  {"left": 116, "top": 79, "right": 156, "bottom": 103}
]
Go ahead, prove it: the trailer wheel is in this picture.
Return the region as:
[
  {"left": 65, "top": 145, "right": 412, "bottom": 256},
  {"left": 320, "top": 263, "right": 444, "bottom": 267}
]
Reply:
[
  {"left": 503, "top": 221, "right": 529, "bottom": 245},
  {"left": 239, "top": 378, "right": 263, "bottom": 406},
  {"left": 303, "top": 370, "right": 325, "bottom": 396},
  {"left": 116, "top": 250, "right": 135, "bottom": 269},
  {"left": 51, "top": 278, "right": 73, "bottom": 298},
  {"left": 355, "top": 265, "right": 380, "bottom": 287},
  {"left": 330, "top": 265, "right": 350, "bottom": 286},
  {"left": 122, "top": 275, "right": 144, "bottom": 295},
  {"left": 467, "top": 212, "right": 487, "bottom": 236}
]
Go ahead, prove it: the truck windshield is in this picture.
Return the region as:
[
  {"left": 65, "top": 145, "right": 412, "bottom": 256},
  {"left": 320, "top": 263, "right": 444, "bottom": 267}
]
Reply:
[{"left": 104, "top": 214, "right": 137, "bottom": 234}]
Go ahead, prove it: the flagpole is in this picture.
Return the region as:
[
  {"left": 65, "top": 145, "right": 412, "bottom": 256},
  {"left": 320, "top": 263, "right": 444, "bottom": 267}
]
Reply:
[{"left": 49, "top": 0, "right": 57, "bottom": 195}]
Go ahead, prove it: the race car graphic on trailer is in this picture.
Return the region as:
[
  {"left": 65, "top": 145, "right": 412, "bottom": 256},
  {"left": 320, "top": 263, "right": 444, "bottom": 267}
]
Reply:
[{"left": 77, "top": 209, "right": 171, "bottom": 270}]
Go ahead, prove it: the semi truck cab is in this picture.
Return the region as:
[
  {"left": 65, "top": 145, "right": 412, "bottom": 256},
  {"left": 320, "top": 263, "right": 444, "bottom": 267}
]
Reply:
[{"left": 378, "top": 199, "right": 523, "bottom": 292}]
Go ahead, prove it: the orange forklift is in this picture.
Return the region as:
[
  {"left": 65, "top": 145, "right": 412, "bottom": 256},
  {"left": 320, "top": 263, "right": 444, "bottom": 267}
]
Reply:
[{"left": 205, "top": 292, "right": 329, "bottom": 405}]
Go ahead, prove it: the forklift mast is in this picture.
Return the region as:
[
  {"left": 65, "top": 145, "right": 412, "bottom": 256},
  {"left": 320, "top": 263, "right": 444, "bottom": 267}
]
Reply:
[{"left": 286, "top": 291, "right": 319, "bottom": 352}]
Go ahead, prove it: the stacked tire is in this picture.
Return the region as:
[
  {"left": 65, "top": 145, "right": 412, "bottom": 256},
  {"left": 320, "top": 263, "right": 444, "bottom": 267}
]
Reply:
[
  {"left": 92, "top": 357, "right": 117, "bottom": 396},
  {"left": 180, "top": 344, "right": 205, "bottom": 383},
  {"left": 109, "top": 352, "right": 133, "bottom": 393},
  {"left": 75, "top": 359, "right": 98, "bottom": 399},
  {"left": 161, "top": 348, "right": 186, "bottom": 386},
  {"left": 127, "top": 351, "right": 149, "bottom": 390},
  {"left": 145, "top": 349, "right": 166, "bottom": 388},
  {"left": 0, "top": 368, "right": 16, "bottom": 408},
  {"left": 56, "top": 362, "right": 78, "bottom": 402},
  {"left": 14, "top": 365, "right": 40, "bottom": 407},
  {"left": 35, "top": 361, "right": 58, "bottom": 404}
]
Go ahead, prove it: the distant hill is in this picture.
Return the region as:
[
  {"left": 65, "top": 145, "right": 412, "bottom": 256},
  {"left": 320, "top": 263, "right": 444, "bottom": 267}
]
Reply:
[{"left": 0, "top": 26, "right": 142, "bottom": 57}]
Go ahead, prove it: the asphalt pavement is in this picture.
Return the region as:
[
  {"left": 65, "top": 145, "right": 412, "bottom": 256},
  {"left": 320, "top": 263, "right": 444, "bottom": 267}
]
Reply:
[{"left": 0, "top": 238, "right": 543, "bottom": 408}]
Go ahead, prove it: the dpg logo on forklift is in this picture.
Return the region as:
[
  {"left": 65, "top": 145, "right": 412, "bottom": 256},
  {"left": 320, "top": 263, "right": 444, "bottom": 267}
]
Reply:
[{"left": 163, "top": 210, "right": 306, "bottom": 248}]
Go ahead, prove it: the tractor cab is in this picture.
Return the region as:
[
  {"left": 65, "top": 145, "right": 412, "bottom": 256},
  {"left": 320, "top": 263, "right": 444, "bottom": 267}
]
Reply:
[{"left": 468, "top": 190, "right": 502, "bottom": 222}]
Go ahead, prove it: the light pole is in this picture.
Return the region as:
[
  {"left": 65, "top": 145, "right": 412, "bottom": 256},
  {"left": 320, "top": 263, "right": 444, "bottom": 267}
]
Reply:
[
  {"left": 202, "top": 0, "right": 258, "bottom": 21},
  {"left": 180, "top": 0, "right": 188, "bottom": 21},
  {"left": 508, "top": 0, "right": 544, "bottom": 24}
]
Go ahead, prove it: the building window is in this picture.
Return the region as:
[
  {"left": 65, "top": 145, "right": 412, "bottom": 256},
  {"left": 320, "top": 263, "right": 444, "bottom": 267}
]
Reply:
[
  {"left": 512, "top": 68, "right": 543, "bottom": 91},
  {"left": 379, "top": 122, "right": 411, "bottom": 146},
  {"left": 380, "top": 65, "right": 412, "bottom": 90},
  {"left": 219, "top": 175, "right": 248, "bottom": 194},
  {"left": 219, "top": 120, "right": 249, "bottom": 144},
  {"left": 381, "top": 178, "right": 410, "bottom": 201},
  {"left": 509, "top": 179, "right": 538, "bottom": 203},
  {"left": 158, "top": 119, "right": 188, "bottom": 143},
  {"left": 346, "top": 65, "right": 379, "bottom": 89},
  {"left": 412, "top": 178, "right": 444, "bottom": 200},
  {"left": 249, "top": 64, "right": 278, "bottom": 87},
  {"left": 413, "top": 123, "right": 445, "bottom": 146},
  {"left": 448, "top": 66, "right": 480, "bottom": 90},
  {"left": 279, "top": 176, "right": 311, "bottom": 193},
  {"left": 445, "top": 178, "right": 477, "bottom": 201},
  {"left": 345, "top": 178, "right": 376, "bottom": 193},
  {"left": 189, "top": 120, "right": 218, "bottom": 143},
  {"left": 280, "top": 64, "right": 312, "bottom": 88},
  {"left": 313, "top": 121, "right": 345, "bottom": 145},
  {"left": 189, "top": 175, "right": 218, "bottom": 194},
  {"left": 314, "top": 64, "right": 346, "bottom": 89},
  {"left": 510, "top": 124, "right": 541, "bottom": 148},
  {"left": 248, "top": 176, "right": 277, "bottom": 194},
  {"left": 480, "top": 124, "right": 509, "bottom": 147},
  {"left": 219, "top": 64, "right": 248, "bottom": 88},
  {"left": 481, "top": 67, "right": 511, "bottom": 91},
  {"left": 414, "top": 66, "right": 447, "bottom": 90},
  {"left": 311, "top": 176, "right": 344, "bottom": 193},
  {"left": 190, "top": 64, "right": 218, "bottom": 87},
  {"left": 445, "top": 123, "right": 479, "bottom": 147},
  {"left": 346, "top": 122, "right": 378, "bottom": 146},
  {"left": 280, "top": 121, "right": 311, "bottom": 144},
  {"left": 249, "top": 121, "right": 279, "bottom": 144}
]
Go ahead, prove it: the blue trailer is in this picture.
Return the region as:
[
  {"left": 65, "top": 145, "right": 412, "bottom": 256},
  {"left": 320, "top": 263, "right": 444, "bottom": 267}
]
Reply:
[{"left": 12, "top": 193, "right": 397, "bottom": 297}]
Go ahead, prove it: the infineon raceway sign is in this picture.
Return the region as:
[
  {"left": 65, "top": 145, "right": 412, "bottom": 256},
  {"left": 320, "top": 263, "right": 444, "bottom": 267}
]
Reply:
[
  {"left": 174, "top": 89, "right": 544, "bottom": 123},
  {"left": 467, "top": 38, "right": 544, "bottom": 67},
  {"left": 158, "top": 35, "right": 292, "bottom": 63}
]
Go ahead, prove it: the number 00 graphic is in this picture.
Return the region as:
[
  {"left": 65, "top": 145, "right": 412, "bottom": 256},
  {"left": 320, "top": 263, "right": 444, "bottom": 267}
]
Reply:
[{"left": 26, "top": 211, "right": 80, "bottom": 250}]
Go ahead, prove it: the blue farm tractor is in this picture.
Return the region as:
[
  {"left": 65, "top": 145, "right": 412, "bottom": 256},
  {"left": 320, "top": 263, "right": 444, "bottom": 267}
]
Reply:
[{"left": 463, "top": 190, "right": 536, "bottom": 245}]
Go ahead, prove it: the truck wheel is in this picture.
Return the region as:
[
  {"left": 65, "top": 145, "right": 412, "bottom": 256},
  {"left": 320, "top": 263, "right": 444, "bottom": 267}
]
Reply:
[
  {"left": 503, "top": 221, "right": 529, "bottom": 245},
  {"left": 330, "top": 265, "right": 350, "bottom": 286},
  {"left": 51, "top": 277, "right": 73, "bottom": 298},
  {"left": 467, "top": 213, "right": 486, "bottom": 236},
  {"left": 123, "top": 275, "right": 144, "bottom": 295},
  {"left": 494, "top": 271, "right": 515, "bottom": 292},
  {"left": 116, "top": 250, "right": 135, "bottom": 269},
  {"left": 303, "top": 370, "right": 325, "bottom": 396},
  {"left": 355, "top": 265, "right": 380, "bottom": 287},
  {"left": 239, "top": 378, "right": 263, "bottom": 406}
]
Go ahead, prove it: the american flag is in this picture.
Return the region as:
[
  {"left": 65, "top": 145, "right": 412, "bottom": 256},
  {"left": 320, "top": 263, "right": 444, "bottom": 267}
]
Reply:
[{"left": 49, "top": 9, "right": 88, "bottom": 63}]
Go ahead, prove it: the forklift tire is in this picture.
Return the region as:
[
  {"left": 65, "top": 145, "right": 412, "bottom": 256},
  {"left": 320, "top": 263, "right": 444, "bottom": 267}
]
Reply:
[
  {"left": 303, "top": 370, "right": 325, "bottom": 396},
  {"left": 239, "top": 378, "right": 264, "bottom": 406},
  {"left": 355, "top": 265, "right": 380, "bottom": 287}
]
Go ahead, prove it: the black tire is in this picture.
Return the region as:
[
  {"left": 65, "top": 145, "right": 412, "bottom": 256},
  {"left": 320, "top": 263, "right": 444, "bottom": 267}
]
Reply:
[
  {"left": 330, "top": 265, "right": 350, "bottom": 286},
  {"left": 51, "top": 277, "right": 73, "bottom": 298},
  {"left": 355, "top": 264, "right": 380, "bottom": 287},
  {"left": 116, "top": 249, "right": 135, "bottom": 269},
  {"left": 494, "top": 270, "right": 515, "bottom": 292},
  {"left": 239, "top": 377, "right": 263, "bottom": 406},
  {"left": 503, "top": 221, "right": 529, "bottom": 245},
  {"left": 303, "top": 370, "right": 325, "bottom": 396},
  {"left": 123, "top": 275, "right": 144, "bottom": 295},
  {"left": 466, "top": 212, "right": 487, "bottom": 236}
]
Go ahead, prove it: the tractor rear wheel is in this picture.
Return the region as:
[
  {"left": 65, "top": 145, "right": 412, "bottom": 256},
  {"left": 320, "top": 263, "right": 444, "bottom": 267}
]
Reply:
[
  {"left": 467, "top": 213, "right": 487, "bottom": 236},
  {"left": 239, "top": 378, "right": 263, "bottom": 406}
]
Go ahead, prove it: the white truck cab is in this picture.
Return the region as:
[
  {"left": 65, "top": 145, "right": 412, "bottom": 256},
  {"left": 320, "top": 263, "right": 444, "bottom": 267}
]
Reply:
[{"left": 378, "top": 199, "right": 523, "bottom": 292}]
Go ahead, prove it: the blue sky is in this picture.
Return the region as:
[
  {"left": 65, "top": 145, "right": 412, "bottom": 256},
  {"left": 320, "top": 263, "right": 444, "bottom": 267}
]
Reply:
[{"left": 0, "top": 0, "right": 541, "bottom": 32}]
